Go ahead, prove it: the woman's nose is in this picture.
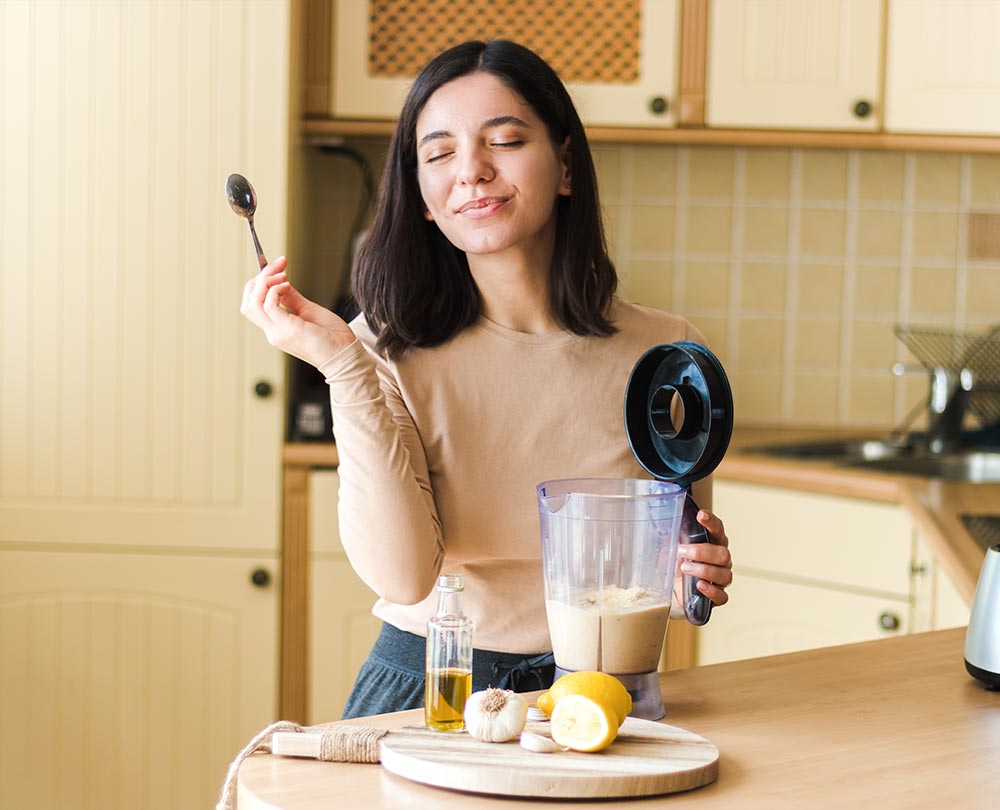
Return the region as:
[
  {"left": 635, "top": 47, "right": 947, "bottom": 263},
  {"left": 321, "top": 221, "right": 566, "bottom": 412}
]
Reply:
[{"left": 456, "top": 146, "right": 494, "bottom": 186}]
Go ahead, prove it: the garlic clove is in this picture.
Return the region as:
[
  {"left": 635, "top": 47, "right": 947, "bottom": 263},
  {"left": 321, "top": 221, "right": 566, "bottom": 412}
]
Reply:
[
  {"left": 526, "top": 706, "right": 549, "bottom": 723},
  {"left": 519, "top": 731, "right": 565, "bottom": 753}
]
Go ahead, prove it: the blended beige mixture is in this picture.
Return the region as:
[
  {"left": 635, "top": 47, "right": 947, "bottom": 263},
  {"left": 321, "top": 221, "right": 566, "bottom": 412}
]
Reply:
[{"left": 545, "top": 586, "right": 671, "bottom": 674}]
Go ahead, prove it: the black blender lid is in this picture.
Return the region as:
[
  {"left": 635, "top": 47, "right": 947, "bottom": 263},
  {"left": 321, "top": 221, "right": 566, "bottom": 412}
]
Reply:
[{"left": 624, "top": 341, "right": 734, "bottom": 484}]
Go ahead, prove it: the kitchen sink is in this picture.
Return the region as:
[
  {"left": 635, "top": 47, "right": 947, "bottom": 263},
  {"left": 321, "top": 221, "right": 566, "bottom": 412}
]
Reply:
[
  {"left": 853, "top": 452, "right": 1000, "bottom": 483},
  {"left": 747, "top": 438, "right": 1000, "bottom": 483},
  {"left": 748, "top": 438, "right": 906, "bottom": 462}
]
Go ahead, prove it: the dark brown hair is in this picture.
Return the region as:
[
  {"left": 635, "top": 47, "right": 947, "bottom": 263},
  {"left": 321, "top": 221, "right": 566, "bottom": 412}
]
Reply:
[{"left": 352, "top": 40, "right": 618, "bottom": 359}]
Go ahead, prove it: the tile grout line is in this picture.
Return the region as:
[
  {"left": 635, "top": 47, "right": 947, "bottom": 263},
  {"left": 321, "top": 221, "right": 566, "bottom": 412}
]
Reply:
[
  {"left": 839, "top": 153, "right": 860, "bottom": 424},
  {"left": 783, "top": 150, "right": 802, "bottom": 423},
  {"left": 955, "top": 155, "right": 971, "bottom": 332},
  {"left": 894, "top": 153, "right": 917, "bottom": 425},
  {"left": 673, "top": 147, "right": 687, "bottom": 314},
  {"left": 727, "top": 149, "right": 745, "bottom": 372},
  {"left": 618, "top": 145, "right": 633, "bottom": 295}
]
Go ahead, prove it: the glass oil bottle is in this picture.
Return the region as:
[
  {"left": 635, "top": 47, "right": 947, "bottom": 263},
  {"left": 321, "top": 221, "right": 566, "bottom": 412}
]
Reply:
[{"left": 425, "top": 574, "right": 473, "bottom": 731}]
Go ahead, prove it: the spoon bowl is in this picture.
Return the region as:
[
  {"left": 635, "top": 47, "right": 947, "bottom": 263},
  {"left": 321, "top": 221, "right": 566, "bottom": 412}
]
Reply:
[
  {"left": 226, "top": 173, "right": 257, "bottom": 218},
  {"left": 225, "top": 173, "right": 268, "bottom": 270}
]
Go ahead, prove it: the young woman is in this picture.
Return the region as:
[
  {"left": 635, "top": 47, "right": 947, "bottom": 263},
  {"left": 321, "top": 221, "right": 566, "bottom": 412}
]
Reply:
[{"left": 241, "top": 40, "right": 733, "bottom": 718}]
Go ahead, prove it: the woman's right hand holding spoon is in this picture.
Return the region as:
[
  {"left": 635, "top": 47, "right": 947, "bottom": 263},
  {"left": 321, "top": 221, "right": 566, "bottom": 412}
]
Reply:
[{"left": 240, "top": 256, "right": 357, "bottom": 368}]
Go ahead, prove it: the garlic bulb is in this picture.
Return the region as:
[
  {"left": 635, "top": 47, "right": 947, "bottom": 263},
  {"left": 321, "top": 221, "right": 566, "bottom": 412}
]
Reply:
[{"left": 463, "top": 687, "right": 528, "bottom": 742}]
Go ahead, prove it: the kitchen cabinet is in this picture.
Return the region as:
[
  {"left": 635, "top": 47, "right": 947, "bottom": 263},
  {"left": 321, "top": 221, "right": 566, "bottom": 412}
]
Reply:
[
  {"left": 0, "top": 0, "right": 291, "bottom": 807},
  {"left": 325, "top": 0, "right": 680, "bottom": 127},
  {"left": 910, "top": 524, "right": 971, "bottom": 631},
  {"left": 0, "top": 548, "right": 278, "bottom": 810},
  {"left": 699, "top": 480, "right": 968, "bottom": 665},
  {"left": 307, "top": 470, "right": 381, "bottom": 723},
  {"left": 706, "top": 0, "right": 883, "bottom": 131},
  {"left": 305, "top": 0, "right": 1000, "bottom": 150},
  {"left": 884, "top": 0, "right": 1000, "bottom": 135}
]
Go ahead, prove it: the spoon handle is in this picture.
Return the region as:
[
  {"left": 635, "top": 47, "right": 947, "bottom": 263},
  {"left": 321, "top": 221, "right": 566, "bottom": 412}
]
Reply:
[{"left": 247, "top": 216, "right": 268, "bottom": 270}]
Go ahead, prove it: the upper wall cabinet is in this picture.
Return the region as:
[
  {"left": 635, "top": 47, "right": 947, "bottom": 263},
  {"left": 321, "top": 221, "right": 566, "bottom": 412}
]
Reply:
[
  {"left": 706, "top": 0, "right": 883, "bottom": 131},
  {"left": 329, "top": 0, "right": 679, "bottom": 127},
  {"left": 885, "top": 0, "right": 1000, "bottom": 135}
]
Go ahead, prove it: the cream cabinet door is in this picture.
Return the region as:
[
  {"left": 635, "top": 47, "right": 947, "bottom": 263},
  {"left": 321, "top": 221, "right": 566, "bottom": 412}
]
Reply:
[
  {"left": 308, "top": 470, "right": 381, "bottom": 724},
  {"left": 704, "top": 480, "right": 917, "bottom": 665},
  {"left": 910, "top": 530, "right": 970, "bottom": 632},
  {"left": 0, "top": 548, "right": 278, "bottom": 810},
  {"left": 0, "top": 0, "right": 288, "bottom": 552},
  {"left": 885, "top": 0, "right": 1000, "bottom": 134},
  {"left": 698, "top": 572, "right": 909, "bottom": 665},
  {"left": 713, "top": 480, "right": 914, "bottom": 597},
  {"left": 330, "top": 0, "right": 679, "bottom": 127},
  {"left": 934, "top": 563, "right": 971, "bottom": 629},
  {"left": 707, "top": 0, "right": 883, "bottom": 130}
]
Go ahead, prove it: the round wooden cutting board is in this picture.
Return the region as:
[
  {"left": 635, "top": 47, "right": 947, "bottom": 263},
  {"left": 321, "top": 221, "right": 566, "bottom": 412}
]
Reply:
[{"left": 379, "top": 718, "right": 719, "bottom": 799}]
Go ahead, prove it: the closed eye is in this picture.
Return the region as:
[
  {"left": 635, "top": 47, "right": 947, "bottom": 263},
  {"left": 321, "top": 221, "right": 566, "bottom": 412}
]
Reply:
[{"left": 424, "top": 150, "right": 454, "bottom": 164}]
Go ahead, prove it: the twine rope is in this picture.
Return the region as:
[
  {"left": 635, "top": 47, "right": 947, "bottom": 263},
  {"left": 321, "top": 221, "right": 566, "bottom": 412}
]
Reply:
[{"left": 216, "top": 720, "right": 389, "bottom": 810}]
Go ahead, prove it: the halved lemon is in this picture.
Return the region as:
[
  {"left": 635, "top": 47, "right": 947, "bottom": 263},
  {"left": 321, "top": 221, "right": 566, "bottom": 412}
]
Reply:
[
  {"left": 549, "top": 694, "right": 618, "bottom": 752},
  {"left": 539, "top": 671, "right": 632, "bottom": 726}
]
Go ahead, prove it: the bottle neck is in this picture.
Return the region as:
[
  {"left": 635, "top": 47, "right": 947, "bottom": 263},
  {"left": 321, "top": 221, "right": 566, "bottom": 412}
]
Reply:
[{"left": 436, "top": 588, "right": 463, "bottom": 618}]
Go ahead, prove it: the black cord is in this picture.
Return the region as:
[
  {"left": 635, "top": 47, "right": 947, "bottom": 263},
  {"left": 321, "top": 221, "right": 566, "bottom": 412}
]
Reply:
[{"left": 316, "top": 143, "right": 376, "bottom": 319}]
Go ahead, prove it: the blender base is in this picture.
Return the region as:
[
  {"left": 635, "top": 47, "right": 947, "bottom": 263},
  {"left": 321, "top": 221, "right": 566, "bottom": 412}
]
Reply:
[{"left": 553, "top": 666, "right": 665, "bottom": 721}]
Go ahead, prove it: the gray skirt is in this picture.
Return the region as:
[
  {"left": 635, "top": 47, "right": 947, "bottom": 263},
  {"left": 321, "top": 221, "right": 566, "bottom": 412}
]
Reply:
[{"left": 341, "top": 622, "right": 555, "bottom": 719}]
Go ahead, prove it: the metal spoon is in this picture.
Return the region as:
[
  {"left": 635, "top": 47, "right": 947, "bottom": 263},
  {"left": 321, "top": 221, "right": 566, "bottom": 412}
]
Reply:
[{"left": 225, "top": 173, "right": 268, "bottom": 270}]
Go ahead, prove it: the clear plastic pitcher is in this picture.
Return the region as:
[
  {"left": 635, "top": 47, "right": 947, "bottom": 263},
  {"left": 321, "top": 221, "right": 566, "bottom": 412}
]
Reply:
[{"left": 537, "top": 478, "right": 686, "bottom": 720}]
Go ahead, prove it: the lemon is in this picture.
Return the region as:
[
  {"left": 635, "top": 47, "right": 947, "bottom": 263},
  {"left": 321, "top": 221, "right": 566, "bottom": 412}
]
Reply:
[
  {"left": 550, "top": 695, "right": 618, "bottom": 752},
  {"left": 539, "top": 671, "right": 632, "bottom": 726}
]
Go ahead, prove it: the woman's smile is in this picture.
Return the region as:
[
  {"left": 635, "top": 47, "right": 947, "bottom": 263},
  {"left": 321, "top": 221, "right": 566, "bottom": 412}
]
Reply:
[{"left": 458, "top": 196, "right": 509, "bottom": 217}]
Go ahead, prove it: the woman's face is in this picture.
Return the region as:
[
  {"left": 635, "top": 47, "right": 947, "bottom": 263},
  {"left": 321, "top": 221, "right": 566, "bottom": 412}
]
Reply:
[{"left": 414, "top": 72, "right": 571, "bottom": 259}]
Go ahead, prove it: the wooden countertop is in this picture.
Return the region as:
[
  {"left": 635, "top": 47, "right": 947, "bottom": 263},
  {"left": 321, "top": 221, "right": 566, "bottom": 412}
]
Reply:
[
  {"left": 238, "top": 628, "right": 999, "bottom": 808},
  {"left": 717, "top": 427, "right": 999, "bottom": 604}
]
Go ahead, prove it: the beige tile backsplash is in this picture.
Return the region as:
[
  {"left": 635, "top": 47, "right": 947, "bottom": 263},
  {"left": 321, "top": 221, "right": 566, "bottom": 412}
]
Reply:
[
  {"left": 305, "top": 142, "right": 1000, "bottom": 431},
  {"left": 606, "top": 146, "right": 1000, "bottom": 429}
]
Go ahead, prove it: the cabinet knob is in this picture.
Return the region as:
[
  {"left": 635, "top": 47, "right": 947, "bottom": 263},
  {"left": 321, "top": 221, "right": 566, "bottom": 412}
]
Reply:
[
  {"left": 910, "top": 562, "right": 927, "bottom": 576},
  {"left": 649, "top": 96, "right": 669, "bottom": 115},
  {"left": 853, "top": 99, "right": 873, "bottom": 119},
  {"left": 250, "top": 568, "right": 272, "bottom": 588},
  {"left": 254, "top": 380, "right": 274, "bottom": 398},
  {"left": 878, "top": 612, "right": 901, "bottom": 631}
]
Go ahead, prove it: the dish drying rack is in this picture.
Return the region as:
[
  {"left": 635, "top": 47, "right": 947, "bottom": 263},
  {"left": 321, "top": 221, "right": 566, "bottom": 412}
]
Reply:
[{"left": 895, "top": 323, "right": 1000, "bottom": 427}]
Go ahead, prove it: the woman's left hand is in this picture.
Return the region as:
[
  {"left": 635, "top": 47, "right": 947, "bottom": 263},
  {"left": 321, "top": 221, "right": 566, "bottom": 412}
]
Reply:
[{"left": 677, "top": 509, "right": 732, "bottom": 609}]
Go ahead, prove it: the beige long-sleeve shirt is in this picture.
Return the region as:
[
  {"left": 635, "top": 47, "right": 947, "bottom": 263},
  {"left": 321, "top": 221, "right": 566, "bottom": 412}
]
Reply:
[{"left": 320, "top": 298, "right": 709, "bottom": 653}]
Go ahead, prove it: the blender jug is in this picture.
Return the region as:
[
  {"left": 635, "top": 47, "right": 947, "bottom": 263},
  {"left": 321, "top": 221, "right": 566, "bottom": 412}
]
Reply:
[{"left": 537, "top": 478, "right": 686, "bottom": 721}]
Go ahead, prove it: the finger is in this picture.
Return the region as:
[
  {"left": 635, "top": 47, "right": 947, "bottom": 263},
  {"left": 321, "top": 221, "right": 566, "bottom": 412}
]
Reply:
[
  {"left": 696, "top": 510, "right": 729, "bottom": 547},
  {"left": 274, "top": 282, "right": 314, "bottom": 316},
  {"left": 247, "top": 271, "right": 288, "bottom": 315},
  {"left": 241, "top": 276, "right": 273, "bottom": 327},
  {"left": 680, "top": 560, "right": 734, "bottom": 587},
  {"left": 260, "top": 255, "right": 288, "bottom": 277},
  {"left": 241, "top": 277, "right": 255, "bottom": 315},
  {"left": 696, "top": 579, "right": 730, "bottom": 607},
  {"left": 262, "top": 281, "right": 294, "bottom": 318},
  {"left": 679, "top": 543, "right": 732, "bottom": 568}
]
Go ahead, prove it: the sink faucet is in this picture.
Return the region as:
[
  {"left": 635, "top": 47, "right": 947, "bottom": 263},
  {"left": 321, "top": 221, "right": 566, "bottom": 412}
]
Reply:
[
  {"left": 926, "top": 367, "right": 973, "bottom": 453},
  {"left": 891, "top": 364, "right": 974, "bottom": 454}
]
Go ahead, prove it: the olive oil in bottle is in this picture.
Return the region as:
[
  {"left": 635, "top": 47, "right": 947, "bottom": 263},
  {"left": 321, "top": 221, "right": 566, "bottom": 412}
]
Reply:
[{"left": 425, "top": 574, "right": 473, "bottom": 731}]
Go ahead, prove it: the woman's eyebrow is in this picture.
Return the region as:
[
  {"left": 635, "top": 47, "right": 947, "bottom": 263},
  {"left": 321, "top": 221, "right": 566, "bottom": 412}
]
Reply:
[
  {"left": 482, "top": 115, "right": 531, "bottom": 130},
  {"left": 417, "top": 116, "right": 532, "bottom": 148}
]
